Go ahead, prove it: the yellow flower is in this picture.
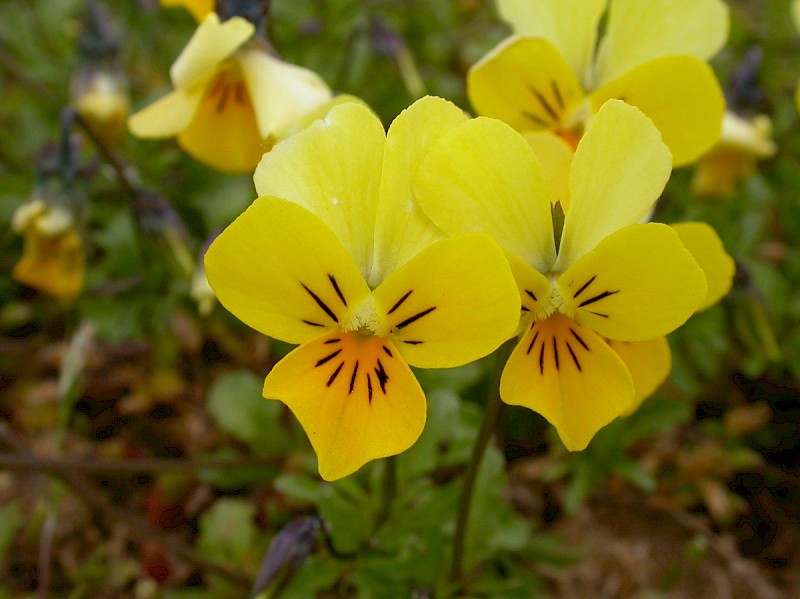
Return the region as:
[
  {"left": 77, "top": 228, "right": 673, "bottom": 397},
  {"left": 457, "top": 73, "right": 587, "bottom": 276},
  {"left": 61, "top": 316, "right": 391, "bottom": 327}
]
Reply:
[
  {"left": 414, "top": 100, "right": 734, "bottom": 450},
  {"left": 72, "top": 66, "right": 130, "bottom": 145},
  {"left": 470, "top": 0, "right": 728, "bottom": 166},
  {"left": 692, "top": 111, "right": 777, "bottom": 198},
  {"left": 160, "top": 0, "right": 213, "bottom": 22},
  {"left": 129, "top": 13, "right": 333, "bottom": 173},
  {"left": 12, "top": 199, "right": 85, "bottom": 303},
  {"left": 204, "top": 97, "right": 521, "bottom": 480}
]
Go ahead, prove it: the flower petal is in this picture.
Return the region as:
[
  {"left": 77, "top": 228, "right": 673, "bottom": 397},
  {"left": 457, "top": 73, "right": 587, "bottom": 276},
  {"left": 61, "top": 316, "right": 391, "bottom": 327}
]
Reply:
[
  {"left": 496, "top": 0, "right": 607, "bottom": 84},
  {"left": 373, "top": 233, "right": 520, "bottom": 369},
  {"left": 557, "top": 223, "right": 707, "bottom": 341},
  {"left": 204, "top": 197, "right": 370, "bottom": 345},
  {"left": 500, "top": 314, "right": 634, "bottom": 451},
  {"left": 414, "top": 116, "right": 556, "bottom": 271},
  {"left": 263, "top": 331, "right": 426, "bottom": 481},
  {"left": 522, "top": 131, "right": 574, "bottom": 210},
  {"left": 177, "top": 70, "right": 266, "bottom": 173},
  {"left": 594, "top": 0, "right": 729, "bottom": 85},
  {"left": 369, "top": 96, "right": 468, "bottom": 287},
  {"left": 254, "top": 102, "right": 384, "bottom": 280},
  {"left": 590, "top": 56, "right": 725, "bottom": 167},
  {"left": 608, "top": 337, "right": 671, "bottom": 414},
  {"left": 237, "top": 48, "right": 332, "bottom": 141},
  {"left": 671, "top": 222, "right": 734, "bottom": 311},
  {"left": 128, "top": 86, "right": 204, "bottom": 138},
  {"left": 467, "top": 36, "right": 585, "bottom": 133},
  {"left": 556, "top": 100, "right": 671, "bottom": 269},
  {"left": 170, "top": 14, "right": 254, "bottom": 89},
  {"left": 160, "top": 0, "right": 213, "bottom": 22},
  {"left": 505, "top": 252, "right": 552, "bottom": 319}
]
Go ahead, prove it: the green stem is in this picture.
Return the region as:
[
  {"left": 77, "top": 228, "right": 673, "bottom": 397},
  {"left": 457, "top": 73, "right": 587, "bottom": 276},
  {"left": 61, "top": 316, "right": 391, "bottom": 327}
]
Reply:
[
  {"left": 449, "top": 338, "right": 515, "bottom": 584},
  {"left": 373, "top": 455, "right": 397, "bottom": 535}
]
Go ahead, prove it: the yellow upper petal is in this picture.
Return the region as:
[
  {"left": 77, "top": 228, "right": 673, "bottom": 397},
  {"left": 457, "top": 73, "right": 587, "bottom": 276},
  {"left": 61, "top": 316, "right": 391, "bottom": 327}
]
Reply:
[
  {"left": 160, "top": 0, "right": 213, "bottom": 22},
  {"left": 369, "top": 96, "right": 469, "bottom": 287},
  {"left": 556, "top": 100, "right": 671, "bottom": 270},
  {"left": 671, "top": 222, "right": 735, "bottom": 311},
  {"left": 522, "top": 131, "right": 574, "bottom": 210},
  {"left": 467, "top": 36, "right": 585, "bottom": 134},
  {"left": 609, "top": 337, "right": 671, "bottom": 415},
  {"left": 128, "top": 85, "right": 204, "bottom": 138},
  {"left": 254, "top": 102, "right": 385, "bottom": 280},
  {"left": 557, "top": 223, "right": 707, "bottom": 341},
  {"left": 590, "top": 55, "right": 725, "bottom": 167},
  {"left": 237, "top": 47, "right": 332, "bottom": 141},
  {"left": 372, "top": 233, "right": 520, "bottom": 369},
  {"left": 170, "top": 14, "right": 254, "bottom": 89},
  {"left": 594, "top": 0, "right": 729, "bottom": 86},
  {"left": 263, "top": 331, "right": 426, "bottom": 481},
  {"left": 413, "top": 116, "right": 555, "bottom": 272},
  {"left": 496, "top": 0, "right": 607, "bottom": 84},
  {"left": 500, "top": 314, "right": 635, "bottom": 451},
  {"left": 204, "top": 197, "right": 371, "bottom": 345}
]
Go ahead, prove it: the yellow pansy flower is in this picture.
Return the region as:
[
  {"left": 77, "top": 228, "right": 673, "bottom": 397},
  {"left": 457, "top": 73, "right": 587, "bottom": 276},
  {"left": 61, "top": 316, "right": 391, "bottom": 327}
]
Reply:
[
  {"left": 12, "top": 199, "right": 85, "bottom": 303},
  {"left": 160, "top": 0, "right": 213, "bottom": 22},
  {"left": 470, "top": 0, "right": 728, "bottom": 166},
  {"left": 129, "top": 13, "right": 333, "bottom": 173},
  {"left": 692, "top": 111, "right": 777, "bottom": 198},
  {"left": 414, "top": 100, "right": 734, "bottom": 450},
  {"left": 204, "top": 97, "right": 521, "bottom": 480}
]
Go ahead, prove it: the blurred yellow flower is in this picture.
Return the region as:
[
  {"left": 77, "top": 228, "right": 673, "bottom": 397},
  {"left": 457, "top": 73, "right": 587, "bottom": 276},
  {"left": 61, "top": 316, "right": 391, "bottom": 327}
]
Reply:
[
  {"left": 204, "top": 98, "right": 520, "bottom": 480},
  {"left": 12, "top": 199, "right": 84, "bottom": 303},
  {"left": 414, "top": 101, "right": 734, "bottom": 450},
  {"left": 72, "top": 67, "right": 130, "bottom": 145},
  {"left": 129, "top": 13, "right": 333, "bottom": 173},
  {"left": 160, "top": 0, "right": 213, "bottom": 22},
  {"left": 470, "top": 0, "right": 728, "bottom": 166},
  {"left": 692, "top": 111, "right": 777, "bottom": 198}
]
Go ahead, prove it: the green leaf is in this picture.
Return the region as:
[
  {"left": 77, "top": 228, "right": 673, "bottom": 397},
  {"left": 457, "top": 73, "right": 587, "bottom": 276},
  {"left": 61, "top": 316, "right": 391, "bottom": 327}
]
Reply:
[
  {"left": 273, "top": 474, "right": 321, "bottom": 504},
  {"left": 197, "top": 498, "right": 257, "bottom": 566}
]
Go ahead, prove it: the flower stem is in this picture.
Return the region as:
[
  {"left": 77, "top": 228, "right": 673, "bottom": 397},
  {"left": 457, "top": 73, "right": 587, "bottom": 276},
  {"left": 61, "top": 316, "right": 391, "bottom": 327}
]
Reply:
[
  {"left": 373, "top": 455, "right": 397, "bottom": 534},
  {"left": 449, "top": 338, "right": 515, "bottom": 584}
]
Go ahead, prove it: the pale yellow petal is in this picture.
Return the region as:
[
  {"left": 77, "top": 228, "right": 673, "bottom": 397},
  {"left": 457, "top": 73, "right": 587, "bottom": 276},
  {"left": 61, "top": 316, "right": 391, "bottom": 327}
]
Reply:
[
  {"left": 590, "top": 55, "right": 725, "bottom": 167},
  {"left": 369, "top": 96, "right": 468, "bottom": 287},
  {"left": 254, "top": 102, "right": 385, "bottom": 280},
  {"left": 237, "top": 47, "right": 332, "bottom": 141},
  {"left": 594, "top": 0, "right": 729, "bottom": 85},
  {"left": 558, "top": 223, "right": 707, "bottom": 341},
  {"left": 500, "top": 314, "right": 635, "bottom": 450},
  {"left": 609, "top": 337, "right": 671, "bottom": 415},
  {"left": 263, "top": 331, "right": 425, "bottom": 481},
  {"left": 170, "top": 14, "right": 254, "bottom": 89},
  {"left": 373, "top": 233, "right": 520, "bottom": 369},
  {"left": 522, "top": 131, "right": 574, "bottom": 209},
  {"left": 467, "top": 36, "right": 586, "bottom": 133},
  {"left": 671, "top": 222, "right": 735, "bottom": 311},
  {"left": 496, "top": 0, "right": 607, "bottom": 84},
  {"left": 556, "top": 100, "right": 671, "bottom": 269},
  {"left": 413, "top": 116, "right": 556, "bottom": 272},
  {"left": 204, "top": 197, "right": 371, "bottom": 345},
  {"left": 128, "top": 86, "right": 204, "bottom": 138}
]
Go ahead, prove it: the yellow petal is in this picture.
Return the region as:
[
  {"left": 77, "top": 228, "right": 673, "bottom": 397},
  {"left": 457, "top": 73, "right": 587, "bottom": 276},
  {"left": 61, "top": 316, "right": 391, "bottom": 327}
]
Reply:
[
  {"left": 237, "top": 48, "right": 332, "bottom": 141},
  {"left": 128, "top": 86, "right": 204, "bottom": 138},
  {"left": 13, "top": 229, "right": 84, "bottom": 303},
  {"left": 413, "top": 116, "right": 556, "bottom": 272},
  {"left": 372, "top": 233, "right": 520, "bottom": 369},
  {"left": 160, "top": 0, "right": 213, "bottom": 22},
  {"left": 557, "top": 223, "right": 707, "bottom": 341},
  {"left": 594, "top": 0, "right": 729, "bottom": 85},
  {"left": 254, "top": 102, "right": 384, "bottom": 280},
  {"left": 467, "top": 36, "right": 585, "bottom": 133},
  {"left": 590, "top": 55, "right": 725, "bottom": 167},
  {"left": 556, "top": 100, "right": 671, "bottom": 269},
  {"left": 496, "top": 0, "right": 607, "bottom": 84},
  {"left": 522, "top": 131, "right": 574, "bottom": 210},
  {"left": 204, "top": 197, "right": 371, "bottom": 345},
  {"left": 671, "top": 222, "right": 734, "bottom": 311},
  {"left": 170, "top": 14, "right": 254, "bottom": 89},
  {"left": 505, "top": 252, "right": 552, "bottom": 319},
  {"left": 176, "top": 66, "right": 266, "bottom": 173},
  {"left": 369, "top": 96, "right": 468, "bottom": 287},
  {"left": 608, "top": 337, "right": 671, "bottom": 415},
  {"left": 500, "top": 314, "right": 634, "bottom": 450},
  {"left": 263, "top": 331, "right": 426, "bottom": 481}
]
